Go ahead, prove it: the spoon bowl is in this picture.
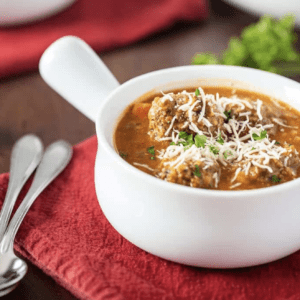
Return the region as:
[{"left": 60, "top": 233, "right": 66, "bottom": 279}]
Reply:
[
  {"left": 0, "top": 282, "right": 19, "bottom": 297},
  {"left": 0, "top": 252, "right": 27, "bottom": 290}
]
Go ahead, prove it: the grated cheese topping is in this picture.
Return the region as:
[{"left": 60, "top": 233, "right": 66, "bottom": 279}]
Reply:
[
  {"left": 151, "top": 87, "right": 297, "bottom": 189},
  {"left": 133, "top": 162, "right": 155, "bottom": 172}
]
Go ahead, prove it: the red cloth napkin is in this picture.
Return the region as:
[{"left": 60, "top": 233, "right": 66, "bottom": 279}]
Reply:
[
  {"left": 0, "top": 135, "right": 300, "bottom": 300},
  {"left": 0, "top": 0, "right": 208, "bottom": 79}
]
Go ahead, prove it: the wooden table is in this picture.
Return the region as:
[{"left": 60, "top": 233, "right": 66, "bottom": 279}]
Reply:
[{"left": 1, "top": 1, "right": 299, "bottom": 299}]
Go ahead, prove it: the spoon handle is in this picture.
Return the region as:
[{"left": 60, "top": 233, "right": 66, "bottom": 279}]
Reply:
[
  {"left": 0, "top": 135, "right": 43, "bottom": 241},
  {"left": 0, "top": 140, "right": 72, "bottom": 253}
]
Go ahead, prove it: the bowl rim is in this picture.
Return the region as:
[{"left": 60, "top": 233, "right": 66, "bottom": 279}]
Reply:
[{"left": 96, "top": 64, "right": 300, "bottom": 198}]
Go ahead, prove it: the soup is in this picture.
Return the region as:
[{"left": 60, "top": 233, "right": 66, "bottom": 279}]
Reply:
[{"left": 114, "top": 86, "right": 300, "bottom": 190}]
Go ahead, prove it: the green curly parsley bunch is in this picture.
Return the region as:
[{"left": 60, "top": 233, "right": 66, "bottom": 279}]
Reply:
[{"left": 192, "top": 14, "right": 300, "bottom": 76}]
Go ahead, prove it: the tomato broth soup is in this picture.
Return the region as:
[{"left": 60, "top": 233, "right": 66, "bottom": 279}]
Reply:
[{"left": 114, "top": 86, "right": 300, "bottom": 190}]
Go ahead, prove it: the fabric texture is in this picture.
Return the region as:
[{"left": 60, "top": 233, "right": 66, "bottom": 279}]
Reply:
[
  {"left": 0, "top": 135, "right": 300, "bottom": 300},
  {"left": 0, "top": 0, "right": 208, "bottom": 79}
]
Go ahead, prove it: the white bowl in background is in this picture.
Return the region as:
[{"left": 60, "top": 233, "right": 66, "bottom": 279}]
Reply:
[
  {"left": 223, "top": 0, "right": 300, "bottom": 27},
  {"left": 0, "top": 0, "right": 76, "bottom": 26}
]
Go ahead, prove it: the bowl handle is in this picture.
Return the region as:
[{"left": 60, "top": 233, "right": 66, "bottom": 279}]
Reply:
[{"left": 39, "top": 36, "right": 120, "bottom": 123}]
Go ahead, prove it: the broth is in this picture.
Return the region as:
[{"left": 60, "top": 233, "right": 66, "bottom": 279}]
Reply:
[{"left": 114, "top": 86, "right": 300, "bottom": 190}]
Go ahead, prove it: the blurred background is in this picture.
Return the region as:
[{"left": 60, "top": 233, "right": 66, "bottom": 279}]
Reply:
[{"left": 0, "top": 0, "right": 300, "bottom": 298}]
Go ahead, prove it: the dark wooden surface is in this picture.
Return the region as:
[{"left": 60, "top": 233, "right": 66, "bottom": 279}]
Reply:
[{"left": 1, "top": 1, "right": 298, "bottom": 299}]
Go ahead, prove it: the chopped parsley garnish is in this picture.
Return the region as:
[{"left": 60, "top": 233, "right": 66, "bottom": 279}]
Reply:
[
  {"left": 195, "top": 88, "right": 200, "bottom": 96},
  {"left": 252, "top": 130, "right": 267, "bottom": 141},
  {"left": 195, "top": 134, "right": 206, "bottom": 148},
  {"left": 170, "top": 132, "right": 222, "bottom": 154},
  {"left": 223, "top": 150, "right": 233, "bottom": 159},
  {"left": 176, "top": 132, "right": 194, "bottom": 147},
  {"left": 194, "top": 165, "right": 201, "bottom": 177},
  {"left": 177, "top": 140, "right": 189, "bottom": 147},
  {"left": 150, "top": 156, "right": 155, "bottom": 160},
  {"left": 179, "top": 131, "right": 189, "bottom": 140},
  {"left": 171, "top": 132, "right": 206, "bottom": 149},
  {"left": 275, "top": 141, "right": 280, "bottom": 145},
  {"left": 209, "top": 145, "right": 220, "bottom": 155},
  {"left": 216, "top": 134, "right": 224, "bottom": 145},
  {"left": 271, "top": 175, "right": 281, "bottom": 183},
  {"left": 119, "top": 152, "right": 127, "bottom": 159},
  {"left": 224, "top": 110, "right": 232, "bottom": 121},
  {"left": 147, "top": 146, "right": 155, "bottom": 155},
  {"left": 186, "top": 134, "right": 194, "bottom": 145},
  {"left": 251, "top": 147, "right": 256, "bottom": 150}
]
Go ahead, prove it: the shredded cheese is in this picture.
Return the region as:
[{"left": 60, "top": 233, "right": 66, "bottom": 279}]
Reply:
[
  {"left": 230, "top": 182, "right": 241, "bottom": 189},
  {"left": 164, "top": 116, "right": 177, "bottom": 136},
  {"left": 272, "top": 118, "right": 298, "bottom": 129},
  {"left": 231, "top": 167, "right": 242, "bottom": 183},
  {"left": 256, "top": 99, "right": 263, "bottom": 120},
  {"left": 150, "top": 87, "right": 299, "bottom": 188},
  {"left": 133, "top": 163, "right": 155, "bottom": 171}
]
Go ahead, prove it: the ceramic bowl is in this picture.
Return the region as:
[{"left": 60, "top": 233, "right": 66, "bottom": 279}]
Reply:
[
  {"left": 39, "top": 36, "right": 300, "bottom": 268},
  {"left": 0, "top": 0, "right": 76, "bottom": 26},
  {"left": 223, "top": 0, "right": 300, "bottom": 27}
]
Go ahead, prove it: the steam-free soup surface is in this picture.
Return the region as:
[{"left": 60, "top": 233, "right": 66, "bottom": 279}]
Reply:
[{"left": 114, "top": 86, "right": 300, "bottom": 190}]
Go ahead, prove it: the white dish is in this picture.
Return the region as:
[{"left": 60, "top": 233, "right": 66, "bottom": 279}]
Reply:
[
  {"left": 39, "top": 36, "right": 300, "bottom": 268},
  {"left": 0, "top": 0, "right": 76, "bottom": 26},
  {"left": 223, "top": 0, "right": 300, "bottom": 27}
]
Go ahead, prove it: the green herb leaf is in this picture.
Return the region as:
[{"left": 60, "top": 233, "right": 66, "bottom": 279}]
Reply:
[
  {"left": 224, "top": 110, "right": 232, "bottom": 121},
  {"left": 179, "top": 131, "right": 189, "bottom": 140},
  {"left": 209, "top": 145, "right": 220, "bottom": 155},
  {"left": 170, "top": 132, "right": 195, "bottom": 149},
  {"left": 147, "top": 146, "right": 155, "bottom": 155},
  {"left": 251, "top": 147, "right": 256, "bottom": 150},
  {"left": 216, "top": 133, "right": 224, "bottom": 145},
  {"left": 195, "top": 88, "right": 200, "bottom": 96},
  {"left": 191, "top": 53, "right": 219, "bottom": 65},
  {"left": 271, "top": 175, "right": 281, "bottom": 183},
  {"left": 119, "top": 152, "right": 127, "bottom": 159},
  {"left": 222, "top": 37, "right": 247, "bottom": 66},
  {"left": 177, "top": 141, "right": 187, "bottom": 147},
  {"left": 194, "top": 165, "right": 202, "bottom": 177},
  {"left": 223, "top": 150, "right": 233, "bottom": 159},
  {"left": 186, "top": 134, "right": 194, "bottom": 145},
  {"left": 191, "top": 14, "right": 300, "bottom": 77},
  {"left": 252, "top": 130, "right": 267, "bottom": 141},
  {"left": 195, "top": 134, "right": 207, "bottom": 148},
  {"left": 176, "top": 132, "right": 194, "bottom": 147},
  {"left": 275, "top": 141, "right": 280, "bottom": 145},
  {"left": 150, "top": 156, "right": 155, "bottom": 160}
]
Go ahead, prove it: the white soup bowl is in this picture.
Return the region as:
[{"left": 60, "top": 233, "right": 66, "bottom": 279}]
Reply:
[{"left": 39, "top": 36, "right": 300, "bottom": 268}]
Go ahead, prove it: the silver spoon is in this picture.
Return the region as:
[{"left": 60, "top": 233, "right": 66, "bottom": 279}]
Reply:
[
  {"left": 0, "top": 135, "right": 43, "bottom": 296},
  {"left": 0, "top": 140, "right": 72, "bottom": 294},
  {"left": 0, "top": 283, "right": 18, "bottom": 297},
  {"left": 0, "top": 135, "right": 43, "bottom": 242}
]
